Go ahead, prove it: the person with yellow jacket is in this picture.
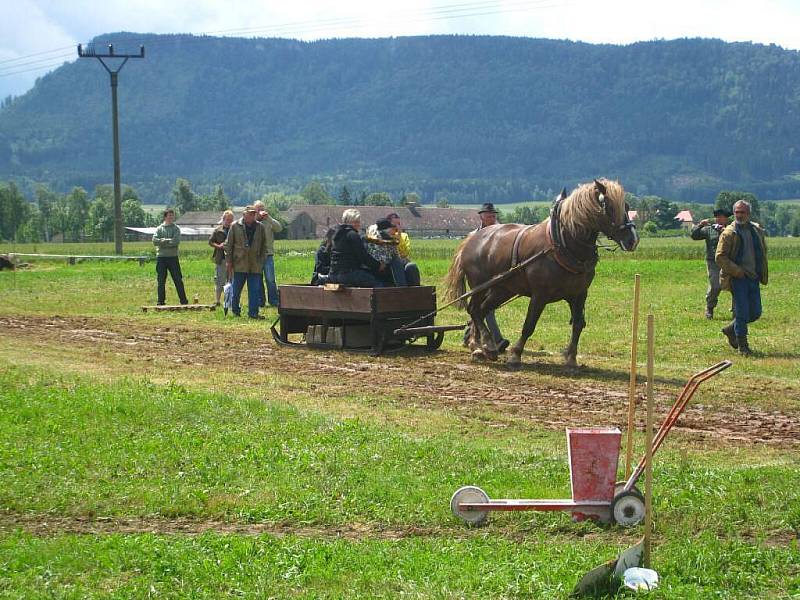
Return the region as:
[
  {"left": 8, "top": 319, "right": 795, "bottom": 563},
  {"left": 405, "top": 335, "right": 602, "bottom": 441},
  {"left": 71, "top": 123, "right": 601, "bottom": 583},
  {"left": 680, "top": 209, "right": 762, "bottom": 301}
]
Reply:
[
  {"left": 224, "top": 206, "right": 268, "bottom": 319},
  {"left": 715, "top": 200, "right": 768, "bottom": 356}
]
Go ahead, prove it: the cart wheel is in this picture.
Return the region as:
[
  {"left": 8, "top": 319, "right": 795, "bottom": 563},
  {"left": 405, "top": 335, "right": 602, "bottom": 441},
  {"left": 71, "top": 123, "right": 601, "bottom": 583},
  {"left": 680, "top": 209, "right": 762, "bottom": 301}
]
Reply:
[
  {"left": 611, "top": 489, "right": 646, "bottom": 527},
  {"left": 450, "top": 485, "right": 490, "bottom": 526}
]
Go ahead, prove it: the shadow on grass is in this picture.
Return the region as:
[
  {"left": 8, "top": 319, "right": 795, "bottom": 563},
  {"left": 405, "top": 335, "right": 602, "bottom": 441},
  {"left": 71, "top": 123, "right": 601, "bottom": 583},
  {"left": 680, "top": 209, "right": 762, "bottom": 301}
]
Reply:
[{"left": 487, "top": 357, "right": 690, "bottom": 388}]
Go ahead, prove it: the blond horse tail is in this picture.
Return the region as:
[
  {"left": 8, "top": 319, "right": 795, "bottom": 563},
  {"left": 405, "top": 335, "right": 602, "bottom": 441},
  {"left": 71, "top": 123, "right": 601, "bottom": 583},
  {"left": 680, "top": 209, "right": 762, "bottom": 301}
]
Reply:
[{"left": 443, "top": 238, "right": 469, "bottom": 309}]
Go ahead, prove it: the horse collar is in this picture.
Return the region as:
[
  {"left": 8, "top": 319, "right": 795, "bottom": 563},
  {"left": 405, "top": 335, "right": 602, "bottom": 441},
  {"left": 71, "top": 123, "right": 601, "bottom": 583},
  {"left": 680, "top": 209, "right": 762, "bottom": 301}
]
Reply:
[{"left": 548, "top": 197, "right": 598, "bottom": 274}]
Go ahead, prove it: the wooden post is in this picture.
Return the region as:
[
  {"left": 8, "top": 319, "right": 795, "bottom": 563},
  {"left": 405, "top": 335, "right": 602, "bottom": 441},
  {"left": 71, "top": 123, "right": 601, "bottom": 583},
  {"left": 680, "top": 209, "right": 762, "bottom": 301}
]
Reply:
[
  {"left": 624, "top": 274, "right": 641, "bottom": 478},
  {"left": 643, "top": 314, "right": 655, "bottom": 568}
]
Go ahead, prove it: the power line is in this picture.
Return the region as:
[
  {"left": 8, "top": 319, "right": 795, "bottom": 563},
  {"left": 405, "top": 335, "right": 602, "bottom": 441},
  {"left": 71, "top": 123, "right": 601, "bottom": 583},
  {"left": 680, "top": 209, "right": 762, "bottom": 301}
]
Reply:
[{"left": 0, "top": 0, "right": 575, "bottom": 80}]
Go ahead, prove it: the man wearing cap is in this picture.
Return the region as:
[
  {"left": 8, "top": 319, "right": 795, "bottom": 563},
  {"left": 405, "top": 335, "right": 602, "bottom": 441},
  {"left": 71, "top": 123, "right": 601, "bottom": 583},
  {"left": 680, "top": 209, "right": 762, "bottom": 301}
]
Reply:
[
  {"left": 224, "top": 205, "right": 268, "bottom": 319},
  {"left": 691, "top": 208, "right": 731, "bottom": 319},
  {"left": 253, "top": 200, "right": 283, "bottom": 307},
  {"left": 715, "top": 200, "right": 768, "bottom": 356},
  {"left": 462, "top": 202, "right": 510, "bottom": 353}
]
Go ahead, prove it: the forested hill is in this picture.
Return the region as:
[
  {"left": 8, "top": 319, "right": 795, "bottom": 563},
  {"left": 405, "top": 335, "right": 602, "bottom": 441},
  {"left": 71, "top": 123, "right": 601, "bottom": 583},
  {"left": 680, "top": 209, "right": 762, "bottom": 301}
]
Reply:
[{"left": 2, "top": 33, "right": 800, "bottom": 202}]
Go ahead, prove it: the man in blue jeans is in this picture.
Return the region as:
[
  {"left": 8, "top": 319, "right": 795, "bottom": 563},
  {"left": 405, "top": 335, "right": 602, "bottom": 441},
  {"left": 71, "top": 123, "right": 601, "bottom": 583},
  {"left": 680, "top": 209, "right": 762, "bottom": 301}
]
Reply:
[
  {"left": 715, "top": 200, "right": 768, "bottom": 356},
  {"left": 254, "top": 200, "right": 283, "bottom": 307},
  {"left": 224, "top": 206, "right": 268, "bottom": 319}
]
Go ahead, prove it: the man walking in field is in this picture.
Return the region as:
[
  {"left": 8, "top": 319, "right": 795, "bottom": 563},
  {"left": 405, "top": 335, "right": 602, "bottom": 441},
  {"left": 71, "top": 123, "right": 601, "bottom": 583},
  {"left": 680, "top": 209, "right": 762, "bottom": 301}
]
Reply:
[
  {"left": 152, "top": 208, "right": 189, "bottom": 306},
  {"left": 462, "top": 203, "right": 509, "bottom": 353},
  {"left": 691, "top": 208, "right": 731, "bottom": 319},
  {"left": 225, "top": 206, "right": 268, "bottom": 319},
  {"left": 715, "top": 200, "right": 768, "bottom": 356}
]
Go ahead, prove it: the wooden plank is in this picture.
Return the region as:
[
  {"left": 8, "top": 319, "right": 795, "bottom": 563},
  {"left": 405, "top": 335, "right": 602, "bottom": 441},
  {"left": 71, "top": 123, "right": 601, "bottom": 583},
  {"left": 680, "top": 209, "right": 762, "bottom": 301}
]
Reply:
[
  {"left": 141, "top": 304, "right": 216, "bottom": 312},
  {"left": 373, "top": 286, "right": 436, "bottom": 313},
  {"left": 279, "top": 285, "right": 373, "bottom": 314}
]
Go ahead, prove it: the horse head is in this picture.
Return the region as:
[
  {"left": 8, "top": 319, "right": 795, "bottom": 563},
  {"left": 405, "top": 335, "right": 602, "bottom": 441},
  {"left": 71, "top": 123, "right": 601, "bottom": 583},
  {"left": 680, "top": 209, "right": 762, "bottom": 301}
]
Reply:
[{"left": 593, "top": 179, "right": 639, "bottom": 251}]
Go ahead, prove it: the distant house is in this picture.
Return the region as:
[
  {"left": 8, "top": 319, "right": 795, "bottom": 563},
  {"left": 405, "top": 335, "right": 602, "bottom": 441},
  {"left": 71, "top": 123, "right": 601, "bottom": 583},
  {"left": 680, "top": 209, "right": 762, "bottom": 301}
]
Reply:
[
  {"left": 674, "top": 210, "right": 694, "bottom": 230},
  {"left": 281, "top": 205, "right": 480, "bottom": 240}
]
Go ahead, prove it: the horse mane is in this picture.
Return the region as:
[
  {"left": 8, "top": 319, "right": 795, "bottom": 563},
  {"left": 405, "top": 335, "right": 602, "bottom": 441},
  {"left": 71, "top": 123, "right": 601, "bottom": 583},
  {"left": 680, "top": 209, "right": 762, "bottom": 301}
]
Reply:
[{"left": 559, "top": 179, "right": 625, "bottom": 239}]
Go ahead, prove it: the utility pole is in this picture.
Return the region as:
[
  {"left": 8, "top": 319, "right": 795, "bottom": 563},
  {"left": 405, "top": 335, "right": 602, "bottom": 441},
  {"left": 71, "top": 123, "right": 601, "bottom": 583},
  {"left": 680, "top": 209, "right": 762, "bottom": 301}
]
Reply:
[{"left": 78, "top": 42, "right": 144, "bottom": 255}]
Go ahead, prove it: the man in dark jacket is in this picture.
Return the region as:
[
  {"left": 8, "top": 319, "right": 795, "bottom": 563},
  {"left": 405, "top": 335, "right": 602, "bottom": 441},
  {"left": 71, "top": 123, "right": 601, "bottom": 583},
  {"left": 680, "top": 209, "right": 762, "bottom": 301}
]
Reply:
[
  {"left": 691, "top": 208, "right": 731, "bottom": 319},
  {"left": 715, "top": 200, "right": 768, "bottom": 356},
  {"left": 328, "top": 209, "right": 385, "bottom": 287}
]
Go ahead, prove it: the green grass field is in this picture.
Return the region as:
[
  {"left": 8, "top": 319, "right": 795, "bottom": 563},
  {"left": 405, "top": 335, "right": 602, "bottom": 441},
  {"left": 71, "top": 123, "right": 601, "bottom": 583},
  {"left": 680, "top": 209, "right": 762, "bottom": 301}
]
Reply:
[{"left": 1, "top": 238, "right": 798, "bottom": 598}]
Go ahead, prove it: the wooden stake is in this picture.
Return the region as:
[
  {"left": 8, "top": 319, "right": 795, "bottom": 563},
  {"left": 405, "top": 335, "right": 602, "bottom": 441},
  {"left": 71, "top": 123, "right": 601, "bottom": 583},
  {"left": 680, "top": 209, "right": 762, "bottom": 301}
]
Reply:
[
  {"left": 643, "top": 314, "right": 655, "bottom": 568},
  {"left": 624, "top": 274, "right": 641, "bottom": 478}
]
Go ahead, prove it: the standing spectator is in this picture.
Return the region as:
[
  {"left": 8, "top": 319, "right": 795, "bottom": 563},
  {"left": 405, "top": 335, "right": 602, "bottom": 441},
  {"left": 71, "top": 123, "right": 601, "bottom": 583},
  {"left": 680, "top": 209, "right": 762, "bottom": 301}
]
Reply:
[
  {"left": 329, "top": 209, "right": 385, "bottom": 287},
  {"left": 208, "top": 209, "right": 234, "bottom": 306},
  {"left": 462, "top": 203, "right": 509, "bottom": 353},
  {"left": 691, "top": 208, "right": 731, "bottom": 319},
  {"left": 254, "top": 200, "right": 283, "bottom": 307},
  {"left": 224, "top": 206, "right": 268, "bottom": 319},
  {"left": 152, "top": 208, "right": 189, "bottom": 306},
  {"left": 715, "top": 200, "right": 768, "bottom": 356}
]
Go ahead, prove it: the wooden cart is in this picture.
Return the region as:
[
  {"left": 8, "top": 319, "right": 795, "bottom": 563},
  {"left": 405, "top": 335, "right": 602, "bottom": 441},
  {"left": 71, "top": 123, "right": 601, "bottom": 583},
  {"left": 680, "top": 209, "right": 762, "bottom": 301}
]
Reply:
[{"left": 271, "top": 284, "right": 463, "bottom": 355}]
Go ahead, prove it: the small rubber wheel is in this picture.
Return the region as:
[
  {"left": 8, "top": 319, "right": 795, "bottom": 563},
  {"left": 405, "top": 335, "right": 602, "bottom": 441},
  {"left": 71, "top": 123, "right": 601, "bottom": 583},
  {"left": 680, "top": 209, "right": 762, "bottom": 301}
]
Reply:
[
  {"left": 611, "top": 489, "right": 646, "bottom": 527},
  {"left": 450, "top": 485, "right": 490, "bottom": 526}
]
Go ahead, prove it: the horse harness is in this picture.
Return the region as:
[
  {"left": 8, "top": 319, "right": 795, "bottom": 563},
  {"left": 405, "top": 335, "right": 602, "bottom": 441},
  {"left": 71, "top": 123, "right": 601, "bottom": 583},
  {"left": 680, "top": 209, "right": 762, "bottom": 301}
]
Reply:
[{"left": 545, "top": 194, "right": 599, "bottom": 274}]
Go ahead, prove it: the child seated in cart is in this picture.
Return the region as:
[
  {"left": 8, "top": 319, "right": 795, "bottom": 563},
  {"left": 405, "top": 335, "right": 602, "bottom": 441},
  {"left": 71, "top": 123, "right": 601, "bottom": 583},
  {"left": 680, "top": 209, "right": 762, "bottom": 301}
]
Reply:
[{"left": 365, "top": 218, "right": 420, "bottom": 286}]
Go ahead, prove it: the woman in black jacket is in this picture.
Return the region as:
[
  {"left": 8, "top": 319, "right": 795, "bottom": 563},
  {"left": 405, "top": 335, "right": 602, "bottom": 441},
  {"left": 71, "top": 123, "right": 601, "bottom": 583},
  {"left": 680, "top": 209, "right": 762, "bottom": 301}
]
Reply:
[{"left": 328, "top": 209, "right": 385, "bottom": 287}]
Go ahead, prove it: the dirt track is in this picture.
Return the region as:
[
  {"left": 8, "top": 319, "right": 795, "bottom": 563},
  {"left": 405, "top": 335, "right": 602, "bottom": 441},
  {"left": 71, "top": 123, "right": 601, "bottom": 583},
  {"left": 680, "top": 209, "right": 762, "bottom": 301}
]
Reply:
[{"left": 2, "top": 315, "right": 799, "bottom": 447}]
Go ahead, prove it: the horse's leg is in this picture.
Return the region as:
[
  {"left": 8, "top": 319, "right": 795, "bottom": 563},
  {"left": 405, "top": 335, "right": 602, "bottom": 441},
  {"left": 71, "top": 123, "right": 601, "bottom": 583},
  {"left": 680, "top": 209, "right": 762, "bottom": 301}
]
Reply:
[
  {"left": 507, "top": 297, "right": 546, "bottom": 369},
  {"left": 563, "top": 292, "right": 588, "bottom": 368},
  {"left": 467, "top": 294, "right": 497, "bottom": 361}
]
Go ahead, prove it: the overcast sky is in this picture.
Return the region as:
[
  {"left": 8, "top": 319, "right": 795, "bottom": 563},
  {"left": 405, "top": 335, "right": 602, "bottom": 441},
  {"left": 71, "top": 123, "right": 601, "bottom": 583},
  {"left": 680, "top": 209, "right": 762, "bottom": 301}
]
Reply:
[{"left": 2, "top": 0, "right": 799, "bottom": 99}]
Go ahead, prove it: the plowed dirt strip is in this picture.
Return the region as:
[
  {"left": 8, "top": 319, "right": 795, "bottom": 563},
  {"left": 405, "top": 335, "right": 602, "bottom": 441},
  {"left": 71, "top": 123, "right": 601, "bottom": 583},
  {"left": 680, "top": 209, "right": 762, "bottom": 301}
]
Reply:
[
  {"left": 0, "top": 512, "right": 443, "bottom": 540},
  {"left": 1, "top": 315, "right": 798, "bottom": 447},
  {"left": 1, "top": 513, "right": 795, "bottom": 548}
]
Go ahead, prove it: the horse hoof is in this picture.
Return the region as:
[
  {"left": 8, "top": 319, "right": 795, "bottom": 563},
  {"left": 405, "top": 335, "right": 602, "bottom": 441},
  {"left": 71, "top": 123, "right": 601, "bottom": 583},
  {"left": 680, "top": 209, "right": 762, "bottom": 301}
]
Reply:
[
  {"left": 564, "top": 357, "right": 579, "bottom": 369},
  {"left": 506, "top": 359, "right": 521, "bottom": 371},
  {"left": 484, "top": 350, "right": 499, "bottom": 362},
  {"left": 471, "top": 349, "right": 487, "bottom": 361}
]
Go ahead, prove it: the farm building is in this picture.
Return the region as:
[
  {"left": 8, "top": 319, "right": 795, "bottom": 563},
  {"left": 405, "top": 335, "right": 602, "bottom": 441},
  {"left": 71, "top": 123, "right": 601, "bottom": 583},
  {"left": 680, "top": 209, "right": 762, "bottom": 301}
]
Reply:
[
  {"left": 674, "top": 209, "right": 694, "bottom": 230},
  {"left": 282, "top": 205, "right": 480, "bottom": 239}
]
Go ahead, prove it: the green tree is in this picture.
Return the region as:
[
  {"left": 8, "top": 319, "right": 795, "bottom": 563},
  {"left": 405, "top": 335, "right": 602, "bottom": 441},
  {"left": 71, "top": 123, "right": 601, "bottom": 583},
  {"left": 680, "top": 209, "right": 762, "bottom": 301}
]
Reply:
[
  {"left": 365, "top": 192, "right": 393, "bottom": 206},
  {"left": 172, "top": 178, "right": 198, "bottom": 214},
  {"left": 301, "top": 181, "right": 332, "bottom": 205},
  {"left": 338, "top": 185, "right": 352, "bottom": 205},
  {"left": 650, "top": 197, "right": 678, "bottom": 230},
  {"left": 122, "top": 197, "right": 148, "bottom": 227},
  {"left": 35, "top": 184, "right": 58, "bottom": 242},
  {"left": 435, "top": 196, "right": 450, "bottom": 208},
  {"left": 211, "top": 185, "right": 228, "bottom": 211},
  {"left": 88, "top": 196, "right": 114, "bottom": 241},
  {"left": 0, "top": 181, "right": 30, "bottom": 240},
  {"left": 65, "top": 186, "right": 89, "bottom": 241},
  {"left": 715, "top": 191, "right": 759, "bottom": 220}
]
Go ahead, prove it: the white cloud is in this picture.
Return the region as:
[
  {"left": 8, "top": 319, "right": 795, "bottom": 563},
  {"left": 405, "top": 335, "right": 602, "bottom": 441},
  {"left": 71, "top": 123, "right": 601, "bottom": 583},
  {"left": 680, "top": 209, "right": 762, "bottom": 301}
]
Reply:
[{"left": 1, "top": 0, "right": 799, "bottom": 98}]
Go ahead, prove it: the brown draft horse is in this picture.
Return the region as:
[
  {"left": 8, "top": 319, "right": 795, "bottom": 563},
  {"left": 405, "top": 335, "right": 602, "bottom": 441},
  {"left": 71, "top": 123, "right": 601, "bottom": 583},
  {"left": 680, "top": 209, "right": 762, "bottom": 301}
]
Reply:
[{"left": 443, "top": 179, "right": 639, "bottom": 368}]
